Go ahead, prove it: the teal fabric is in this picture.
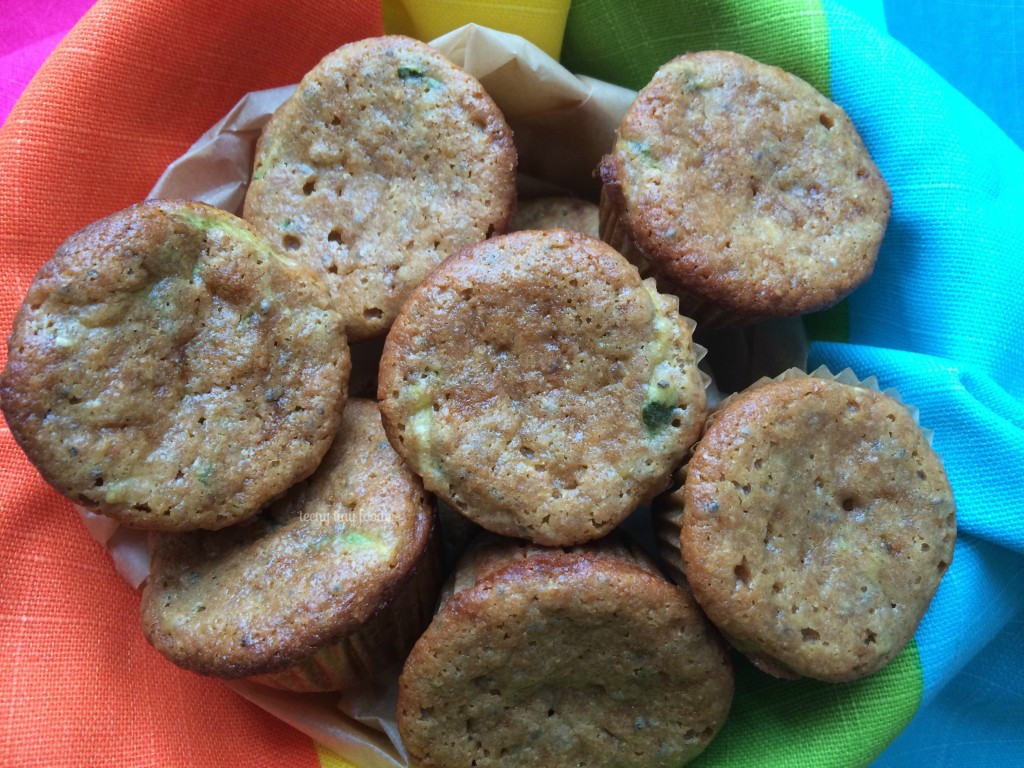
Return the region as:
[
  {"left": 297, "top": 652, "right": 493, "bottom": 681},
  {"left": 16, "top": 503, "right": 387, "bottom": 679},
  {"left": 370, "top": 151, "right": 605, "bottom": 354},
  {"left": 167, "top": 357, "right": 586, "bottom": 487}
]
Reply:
[
  {"left": 883, "top": 0, "right": 1024, "bottom": 151},
  {"left": 811, "top": 1, "right": 1024, "bottom": 763}
]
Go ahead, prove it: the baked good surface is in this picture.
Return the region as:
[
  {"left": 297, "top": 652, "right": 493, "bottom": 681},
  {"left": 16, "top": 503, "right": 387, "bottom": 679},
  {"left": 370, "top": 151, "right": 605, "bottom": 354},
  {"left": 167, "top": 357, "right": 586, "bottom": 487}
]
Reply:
[
  {"left": 599, "top": 50, "right": 891, "bottom": 323},
  {"left": 510, "top": 196, "right": 600, "bottom": 238},
  {"left": 397, "top": 538, "right": 734, "bottom": 768},
  {"left": 243, "top": 35, "right": 517, "bottom": 342},
  {"left": 0, "top": 200, "right": 348, "bottom": 531},
  {"left": 141, "top": 399, "right": 438, "bottom": 686},
  {"left": 378, "top": 229, "right": 707, "bottom": 546},
  {"left": 678, "top": 374, "right": 956, "bottom": 681}
]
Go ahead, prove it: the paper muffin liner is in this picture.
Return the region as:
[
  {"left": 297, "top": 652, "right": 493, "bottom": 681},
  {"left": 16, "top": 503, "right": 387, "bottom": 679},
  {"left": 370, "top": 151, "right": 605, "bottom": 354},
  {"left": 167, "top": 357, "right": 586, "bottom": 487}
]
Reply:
[
  {"left": 598, "top": 185, "right": 654, "bottom": 276},
  {"left": 705, "top": 365, "right": 934, "bottom": 445},
  {"left": 646, "top": 282, "right": 715, "bottom": 409},
  {"left": 652, "top": 364, "right": 936, "bottom": 589},
  {"left": 251, "top": 525, "right": 443, "bottom": 693},
  {"left": 652, "top": 473, "right": 690, "bottom": 589}
]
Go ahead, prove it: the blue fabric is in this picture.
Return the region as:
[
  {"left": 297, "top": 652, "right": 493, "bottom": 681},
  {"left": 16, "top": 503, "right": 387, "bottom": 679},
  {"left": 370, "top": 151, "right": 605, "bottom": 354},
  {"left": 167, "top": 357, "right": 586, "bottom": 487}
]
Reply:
[
  {"left": 883, "top": 0, "right": 1024, "bottom": 151},
  {"left": 813, "top": 2, "right": 1024, "bottom": 763}
]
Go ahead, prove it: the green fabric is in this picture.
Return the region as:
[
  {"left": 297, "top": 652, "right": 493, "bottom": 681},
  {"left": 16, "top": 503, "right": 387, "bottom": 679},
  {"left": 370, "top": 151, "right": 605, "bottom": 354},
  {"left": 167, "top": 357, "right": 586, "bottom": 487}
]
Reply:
[
  {"left": 693, "top": 642, "right": 922, "bottom": 767},
  {"left": 562, "top": 2, "right": 921, "bottom": 764},
  {"left": 561, "top": 0, "right": 831, "bottom": 95},
  {"left": 803, "top": 302, "right": 850, "bottom": 342}
]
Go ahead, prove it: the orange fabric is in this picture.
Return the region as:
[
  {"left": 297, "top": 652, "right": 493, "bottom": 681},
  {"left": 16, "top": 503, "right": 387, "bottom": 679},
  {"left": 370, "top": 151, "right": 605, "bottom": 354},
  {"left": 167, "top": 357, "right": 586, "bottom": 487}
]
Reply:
[{"left": 0, "top": 1, "right": 382, "bottom": 765}]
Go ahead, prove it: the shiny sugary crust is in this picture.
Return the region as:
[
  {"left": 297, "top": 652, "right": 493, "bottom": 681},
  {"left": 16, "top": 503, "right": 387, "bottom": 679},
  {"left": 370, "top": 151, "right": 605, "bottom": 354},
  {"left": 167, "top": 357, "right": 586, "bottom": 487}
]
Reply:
[
  {"left": 378, "top": 229, "right": 707, "bottom": 546},
  {"left": 510, "top": 196, "right": 601, "bottom": 238},
  {"left": 397, "top": 541, "right": 734, "bottom": 768},
  {"left": 679, "top": 377, "right": 956, "bottom": 682},
  {"left": 243, "top": 35, "right": 517, "bottom": 342},
  {"left": 140, "top": 399, "right": 439, "bottom": 682},
  {"left": 0, "top": 200, "right": 349, "bottom": 531},
  {"left": 599, "top": 50, "right": 891, "bottom": 321}
]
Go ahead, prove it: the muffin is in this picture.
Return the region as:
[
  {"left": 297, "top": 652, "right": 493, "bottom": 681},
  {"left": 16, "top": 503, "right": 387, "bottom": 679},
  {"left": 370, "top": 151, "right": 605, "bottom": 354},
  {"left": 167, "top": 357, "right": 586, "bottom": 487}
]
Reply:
[
  {"left": 510, "top": 196, "right": 600, "bottom": 238},
  {"left": 378, "top": 229, "right": 707, "bottom": 546},
  {"left": 141, "top": 399, "right": 441, "bottom": 691},
  {"left": 397, "top": 535, "right": 734, "bottom": 768},
  {"left": 599, "top": 50, "right": 891, "bottom": 325},
  {"left": 243, "top": 35, "right": 517, "bottom": 342},
  {"left": 0, "top": 200, "right": 349, "bottom": 531},
  {"left": 658, "top": 369, "right": 956, "bottom": 682}
]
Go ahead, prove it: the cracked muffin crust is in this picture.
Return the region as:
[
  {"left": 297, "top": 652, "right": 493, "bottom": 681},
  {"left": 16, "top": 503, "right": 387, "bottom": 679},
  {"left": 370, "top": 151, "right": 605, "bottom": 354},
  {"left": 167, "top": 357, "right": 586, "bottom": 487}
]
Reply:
[
  {"left": 378, "top": 229, "right": 707, "bottom": 546},
  {"left": 0, "top": 200, "right": 349, "bottom": 531},
  {"left": 243, "top": 35, "right": 517, "bottom": 342},
  {"left": 397, "top": 536, "right": 734, "bottom": 768},
  {"left": 670, "top": 373, "right": 956, "bottom": 682},
  {"left": 599, "top": 50, "right": 891, "bottom": 325},
  {"left": 141, "top": 399, "right": 440, "bottom": 690}
]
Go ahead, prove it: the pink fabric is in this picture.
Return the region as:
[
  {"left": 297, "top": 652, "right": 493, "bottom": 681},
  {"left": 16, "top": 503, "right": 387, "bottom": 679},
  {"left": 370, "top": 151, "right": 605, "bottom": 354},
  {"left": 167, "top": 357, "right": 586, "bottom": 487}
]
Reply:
[{"left": 0, "top": 0, "right": 99, "bottom": 123}]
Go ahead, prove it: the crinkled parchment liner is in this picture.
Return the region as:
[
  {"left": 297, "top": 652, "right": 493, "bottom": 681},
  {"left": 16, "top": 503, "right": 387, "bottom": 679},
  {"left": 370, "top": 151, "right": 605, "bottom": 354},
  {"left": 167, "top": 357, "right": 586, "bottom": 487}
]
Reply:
[{"left": 76, "top": 24, "right": 807, "bottom": 767}]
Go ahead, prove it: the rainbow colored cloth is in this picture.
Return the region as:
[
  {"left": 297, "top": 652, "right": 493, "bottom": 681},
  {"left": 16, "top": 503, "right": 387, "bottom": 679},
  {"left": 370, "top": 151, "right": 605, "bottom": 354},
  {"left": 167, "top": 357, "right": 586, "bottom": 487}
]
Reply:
[{"left": 1, "top": 1, "right": 1021, "bottom": 766}]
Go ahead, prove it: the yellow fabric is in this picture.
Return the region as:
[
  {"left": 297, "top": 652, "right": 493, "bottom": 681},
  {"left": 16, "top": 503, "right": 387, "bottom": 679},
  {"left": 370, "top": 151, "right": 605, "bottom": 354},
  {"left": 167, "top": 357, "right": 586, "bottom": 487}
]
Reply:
[
  {"left": 316, "top": 742, "right": 358, "bottom": 768},
  {"left": 382, "top": 0, "right": 570, "bottom": 58}
]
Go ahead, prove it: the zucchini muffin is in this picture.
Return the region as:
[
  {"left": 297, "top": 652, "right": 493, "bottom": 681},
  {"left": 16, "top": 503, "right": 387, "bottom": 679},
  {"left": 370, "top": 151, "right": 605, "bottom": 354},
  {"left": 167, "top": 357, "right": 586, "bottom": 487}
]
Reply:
[
  {"left": 0, "top": 200, "right": 348, "bottom": 531},
  {"left": 510, "top": 196, "right": 600, "bottom": 238},
  {"left": 661, "top": 371, "right": 956, "bottom": 682},
  {"left": 378, "top": 229, "right": 707, "bottom": 546},
  {"left": 141, "top": 399, "right": 441, "bottom": 691},
  {"left": 243, "top": 35, "right": 517, "bottom": 342},
  {"left": 397, "top": 535, "right": 734, "bottom": 768},
  {"left": 599, "top": 50, "right": 891, "bottom": 325}
]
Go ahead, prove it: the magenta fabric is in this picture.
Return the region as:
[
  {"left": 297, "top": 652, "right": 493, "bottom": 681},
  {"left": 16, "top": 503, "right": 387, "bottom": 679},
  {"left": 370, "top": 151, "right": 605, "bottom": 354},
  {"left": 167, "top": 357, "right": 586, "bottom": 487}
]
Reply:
[{"left": 0, "top": 0, "right": 99, "bottom": 123}]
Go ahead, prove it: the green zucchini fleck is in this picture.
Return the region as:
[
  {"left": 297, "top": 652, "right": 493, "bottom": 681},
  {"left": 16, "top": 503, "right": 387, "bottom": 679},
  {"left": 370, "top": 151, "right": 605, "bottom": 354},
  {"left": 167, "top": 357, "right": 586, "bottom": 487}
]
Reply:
[
  {"left": 196, "top": 460, "right": 214, "bottom": 485},
  {"left": 340, "top": 530, "right": 379, "bottom": 549},
  {"left": 642, "top": 400, "right": 676, "bottom": 432},
  {"left": 397, "top": 66, "right": 443, "bottom": 89},
  {"left": 626, "top": 140, "right": 658, "bottom": 164}
]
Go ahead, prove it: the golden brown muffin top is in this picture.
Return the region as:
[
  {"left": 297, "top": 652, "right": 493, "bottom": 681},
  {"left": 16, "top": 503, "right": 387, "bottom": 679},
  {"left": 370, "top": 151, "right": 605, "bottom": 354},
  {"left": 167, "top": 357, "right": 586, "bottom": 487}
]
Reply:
[
  {"left": 679, "top": 375, "right": 956, "bottom": 682},
  {"left": 140, "top": 399, "right": 436, "bottom": 679},
  {"left": 510, "top": 196, "right": 600, "bottom": 238},
  {"left": 397, "top": 538, "right": 734, "bottom": 768},
  {"left": 243, "top": 35, "right": 517, "bottom": 342},
  {"left": 378, "top": 229, "right": 707, "bottom": 546},
  {"left": 0, "top": 200, "right": 348, "bottom": 531},
  {"left": 600, "top": 50, "right": 891, "bottom": 320}
]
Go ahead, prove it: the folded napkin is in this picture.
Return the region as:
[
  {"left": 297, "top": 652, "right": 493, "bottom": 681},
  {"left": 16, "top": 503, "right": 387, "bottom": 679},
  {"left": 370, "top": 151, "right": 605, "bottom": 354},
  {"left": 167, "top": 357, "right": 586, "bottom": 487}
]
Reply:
[{"left": 1, "top": 1, "right": 1021, "bottom": 767}]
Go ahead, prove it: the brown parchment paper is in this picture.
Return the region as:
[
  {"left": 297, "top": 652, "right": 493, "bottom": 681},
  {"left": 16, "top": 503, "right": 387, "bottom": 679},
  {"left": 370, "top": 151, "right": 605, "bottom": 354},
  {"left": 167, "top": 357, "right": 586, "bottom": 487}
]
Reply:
[{"left": 83, "top": 23, "right": 807, "bottom": 766}]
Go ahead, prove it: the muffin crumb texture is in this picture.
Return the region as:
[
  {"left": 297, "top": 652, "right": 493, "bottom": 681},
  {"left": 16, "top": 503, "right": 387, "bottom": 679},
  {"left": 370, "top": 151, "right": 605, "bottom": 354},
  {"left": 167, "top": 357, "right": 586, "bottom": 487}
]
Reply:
[
  {"left": 244, "top": 35, "right": 517, "bottom": 341},
  {"left": 141, "top": 399, "right": 438, "bottom": 686},
  {"left": 397, "top": 542, "right": 733, "bottom": 767},
  {"left": 680, "top": 376, "right": 955, "bottom": 681},
  {"left": 379, "top": 229, "right": 706, "bottom": 545},
  {"left": 0, "top": 200, "right": 349, "bottom": 531},
  {"left": 601, "top": 50, "right": 890, "bottom": 323}
]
